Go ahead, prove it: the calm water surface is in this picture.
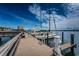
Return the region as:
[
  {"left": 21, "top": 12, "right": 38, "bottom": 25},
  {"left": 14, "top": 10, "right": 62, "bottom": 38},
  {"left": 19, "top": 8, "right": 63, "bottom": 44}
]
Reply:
[{"left": 0, "top": 37, "right": 11, "bottom": 46}]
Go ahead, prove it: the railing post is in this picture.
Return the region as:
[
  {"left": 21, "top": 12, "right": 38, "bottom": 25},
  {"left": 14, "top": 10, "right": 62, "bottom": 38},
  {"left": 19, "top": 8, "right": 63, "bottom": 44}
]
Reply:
[
  {"left": 70, "top": 33, "right": 75, "bottom": 56},
  {"left": 62, "top": 32, "right": 64, "bottom": 44}
]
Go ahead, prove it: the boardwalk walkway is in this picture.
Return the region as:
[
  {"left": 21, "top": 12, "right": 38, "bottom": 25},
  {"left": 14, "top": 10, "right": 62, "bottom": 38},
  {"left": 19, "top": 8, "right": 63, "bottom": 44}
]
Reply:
[
  {"left": 14, "top": 32, "right": 75, "bottom": 56},
  {"left": 14, "top": 33, "right": 53, "bottom": 56}
]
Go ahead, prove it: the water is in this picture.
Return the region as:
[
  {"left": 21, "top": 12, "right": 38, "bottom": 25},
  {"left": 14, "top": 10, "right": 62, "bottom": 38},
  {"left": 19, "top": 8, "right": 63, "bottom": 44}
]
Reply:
[
  {"left": 52, "top": 31, "right": 79, "bottom": 56},
  {"left": 0, "top": 37, "right": 11, "bottom": 46}
]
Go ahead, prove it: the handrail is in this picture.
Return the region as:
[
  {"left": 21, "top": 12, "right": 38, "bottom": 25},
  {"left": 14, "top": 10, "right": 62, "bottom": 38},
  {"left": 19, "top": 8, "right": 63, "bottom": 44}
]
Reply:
[{"left": 0, "top": 32, "right": 22, "bottom": 56}]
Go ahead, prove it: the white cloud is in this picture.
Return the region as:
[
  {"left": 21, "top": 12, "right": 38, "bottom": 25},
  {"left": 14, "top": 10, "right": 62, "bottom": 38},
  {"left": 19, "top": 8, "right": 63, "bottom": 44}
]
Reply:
[
  {"left": 28, "top": 4, "right": 79, "bottom": 30},
  {"left": 28, "top": 4, "right": 68, "bottom": 30},
  {"left": 28, "top": 4, "right": 49, "bottom": 22},
  {"left": 28, "top": 4, "right": 41, "bottom": 17},
  {"left": 66, "top": 3, "right": 79, "bottom": 18}
]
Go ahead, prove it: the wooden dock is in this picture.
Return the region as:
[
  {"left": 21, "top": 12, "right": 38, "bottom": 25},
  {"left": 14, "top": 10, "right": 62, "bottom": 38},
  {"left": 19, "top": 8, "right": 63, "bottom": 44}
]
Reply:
[
  {"left": 14, "top": 33, "right": 53, "bottom": 56},
  {"left": 60, "top": 43, "right": 75, "bottom": 50},
  {"left": 14, "top": 33, "right": 75, "bottom": 56}
]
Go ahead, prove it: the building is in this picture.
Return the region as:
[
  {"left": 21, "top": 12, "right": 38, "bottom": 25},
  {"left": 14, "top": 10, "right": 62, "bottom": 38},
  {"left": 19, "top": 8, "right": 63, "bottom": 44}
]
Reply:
[{"left": 18, "top": 26, "right": 24, "bottom": 32}]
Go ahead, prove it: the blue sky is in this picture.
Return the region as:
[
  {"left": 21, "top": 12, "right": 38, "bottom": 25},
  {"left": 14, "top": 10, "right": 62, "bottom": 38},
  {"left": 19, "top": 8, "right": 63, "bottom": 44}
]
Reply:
[{"left": 0, "top": 3, "right": 79, "bottom": 30}]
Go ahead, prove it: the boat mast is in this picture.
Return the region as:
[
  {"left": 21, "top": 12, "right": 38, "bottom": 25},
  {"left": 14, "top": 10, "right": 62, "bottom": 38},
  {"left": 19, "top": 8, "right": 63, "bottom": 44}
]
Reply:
[
  {"left": 48, "top": 8, "right": 57, "bottom": 34},
  {"left": 52, "top": 11, "right": 57, "bottom": 34},
  {"left": 48, "top": 9, "right": 51, "bottom": 33},
  {"left": 40, "top": 8, "right": 42, "bottom": 31}
]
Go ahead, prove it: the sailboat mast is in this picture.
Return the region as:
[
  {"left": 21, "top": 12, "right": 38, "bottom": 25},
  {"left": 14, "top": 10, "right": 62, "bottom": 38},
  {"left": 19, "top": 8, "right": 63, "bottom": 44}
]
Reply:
[
  {"left": 40, "top": 9, "right": 42, "bottom": 31},
  {"left": 52, "top": 11, "right": 57, "bottom": 34},
  {"left": 48, "top": 9, "right": 51, "bottom": 32}
]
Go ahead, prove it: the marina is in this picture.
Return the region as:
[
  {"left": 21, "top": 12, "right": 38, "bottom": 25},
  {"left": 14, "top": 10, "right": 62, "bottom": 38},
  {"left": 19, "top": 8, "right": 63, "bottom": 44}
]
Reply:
[
  {"left": 0, "top": 30, "right": 77, "bottom": 56},
  {"left": 0, "top": 3, "right": 79, "bottom": 56}
]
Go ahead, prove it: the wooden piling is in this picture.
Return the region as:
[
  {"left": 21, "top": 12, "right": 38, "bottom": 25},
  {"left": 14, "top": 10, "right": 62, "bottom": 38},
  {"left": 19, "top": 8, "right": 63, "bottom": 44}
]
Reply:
[
  {"left": 62, "top": 32, "right": 64, "bottom": 44},
  {"left": 46, "top": 32, "right": 48, "bottom": 45},
  {"left": 70, "top": 33, "right": 75, "bottom": 56}
]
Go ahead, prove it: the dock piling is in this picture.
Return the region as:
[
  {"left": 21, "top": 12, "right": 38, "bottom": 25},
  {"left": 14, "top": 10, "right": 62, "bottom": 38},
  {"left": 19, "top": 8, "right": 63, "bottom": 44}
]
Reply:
[
  {"left": 46, "top": 32, "right": 49, "bottom": 45},
  {"left": 62, "top": 32, "right": 64, "bottom": 44},
  {"left": 70, "top": 33, "right": 75, "bottom": 56}
]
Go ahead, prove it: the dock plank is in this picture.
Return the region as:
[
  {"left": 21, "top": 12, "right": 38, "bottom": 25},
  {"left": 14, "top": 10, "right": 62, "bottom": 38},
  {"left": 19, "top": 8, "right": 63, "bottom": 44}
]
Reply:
[
  {"left": 14, "top": 33, "right": 53, "bottom": 56},
  {"left": 60, "top": 43, "right": 74, "bottom": 50}
]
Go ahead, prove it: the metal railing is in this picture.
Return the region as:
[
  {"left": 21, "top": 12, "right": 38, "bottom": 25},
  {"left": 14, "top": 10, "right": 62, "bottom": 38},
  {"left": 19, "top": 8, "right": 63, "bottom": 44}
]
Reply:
[{"left": 0, "top": 32, "right": 22, "bottom": 56}]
